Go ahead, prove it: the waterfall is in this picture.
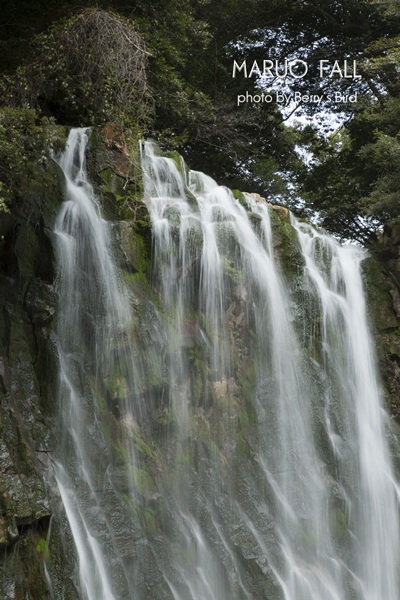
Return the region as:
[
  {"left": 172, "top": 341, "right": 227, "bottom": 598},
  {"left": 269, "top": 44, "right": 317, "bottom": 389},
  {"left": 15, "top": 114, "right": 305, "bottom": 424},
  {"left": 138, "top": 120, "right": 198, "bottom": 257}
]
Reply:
[
  {"left": 52, "top": 128, "right": 141, "bottom": 599},
  {"left": 50, "top": 130, "right": 400, "bottom": 600},
  {"left": 291, "top": 218, "right": 400, "bottom": 599}
]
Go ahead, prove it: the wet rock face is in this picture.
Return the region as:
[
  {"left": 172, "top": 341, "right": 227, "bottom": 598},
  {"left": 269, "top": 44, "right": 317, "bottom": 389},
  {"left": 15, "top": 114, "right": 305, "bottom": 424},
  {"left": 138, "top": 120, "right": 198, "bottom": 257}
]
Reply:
[
  {"left": 364, "top": 227, "right": 400, "bottom": 424},
  {"left": 0, "top": 151, "right": 63, "bottom": 597}
]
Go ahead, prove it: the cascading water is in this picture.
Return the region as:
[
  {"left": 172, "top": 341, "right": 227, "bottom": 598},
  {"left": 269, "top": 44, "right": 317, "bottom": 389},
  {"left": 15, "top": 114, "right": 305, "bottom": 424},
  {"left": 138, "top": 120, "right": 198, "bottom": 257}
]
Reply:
[
  {"left": 51, "top": 128, "right": 144, "bottom": 599},
  {"left": 49, "top": 130, "right": 400, "bottom": 600},
  {"left": 291, "top": 218, "right": 400, "bottom": 600}
]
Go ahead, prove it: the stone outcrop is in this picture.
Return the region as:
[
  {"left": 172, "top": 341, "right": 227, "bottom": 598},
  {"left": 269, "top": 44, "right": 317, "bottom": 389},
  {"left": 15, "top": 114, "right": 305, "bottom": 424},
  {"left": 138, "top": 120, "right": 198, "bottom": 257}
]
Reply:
[
  {"left": 363, "top": 225, "right": 400, "bottom": 424},
  {"left": 0, "top": 151, "right": 64, "bottom": 596}
]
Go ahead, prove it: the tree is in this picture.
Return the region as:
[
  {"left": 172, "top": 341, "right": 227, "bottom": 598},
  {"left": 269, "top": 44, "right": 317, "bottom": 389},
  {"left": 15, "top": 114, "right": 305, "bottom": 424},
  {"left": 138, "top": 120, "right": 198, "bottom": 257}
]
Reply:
[
  {"left": 1, "top": 9, "right": 150, "bottom": 129},
  {"left": 297, "top": 95, "right": 400, "bottom": 243},
  {"left": 292, "top": 0, "right": 400, "bottom": 243},
  {"left": 0, "top": 0, "right": 399, "bottom": 243}
]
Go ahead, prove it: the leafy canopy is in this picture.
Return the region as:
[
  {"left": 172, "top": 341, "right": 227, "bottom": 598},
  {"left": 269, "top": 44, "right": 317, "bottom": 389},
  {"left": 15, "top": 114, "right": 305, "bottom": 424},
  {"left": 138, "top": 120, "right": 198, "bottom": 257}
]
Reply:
[{"left": 0, "top": 0, "right": 399, "bottom": 243}]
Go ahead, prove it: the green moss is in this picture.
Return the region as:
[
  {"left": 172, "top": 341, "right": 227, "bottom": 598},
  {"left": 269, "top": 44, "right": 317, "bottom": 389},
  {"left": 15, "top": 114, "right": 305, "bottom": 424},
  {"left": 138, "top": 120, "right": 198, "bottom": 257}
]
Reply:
[
  {"left": 122, "top": 270, "right": 155, "bottom": 299},
  {"left": 143, "top": 355, "right": 164, "bottom": 389},
  {"left": 270, "top": 215, "right": 304, "bottom": 281},
  {"left": 167, "top": 150, "right": 187, "bottom": 179},
  {"left": 129, "top": 464, "right": 155, "bottom": 494},
  {"left": 186, "top": 346, "right": 210, "bottom": 405},
  {"left": 94, "top": 381, "right": 107, "bottom": 417},
  {"left": 156, "top": 406, "right": 173, "bottom": 427},
  {"left": 112, "top": 440, "right": 130, "bottom": 467},
  {"left": 13, "top": 528, "right": 49, "bottom": 599},
  {"left": 332, "top": 504, "right": 348, "bottom": 543},
  {"left": 222, "top": 256, "right": 241, "bottom": 285},
  {"left": 191, "top": 371, "right": 206, "bottom": 406},
  {"left": 103, "top": 368, "right": 128, "bottom": 405},
  {"left": 237, "top": 364, "right": 256, "bottom": 406},
  {"left": 133, "top": 434, "right": 157, "bottom": 462},
  {"left": 175, "top": 442, "right": 191, "bottom": 467},
  {"left": 245, "top": 365, "right": 256, "bottom": 386},
  {"left": 99, "top": 168, "right": 126, "bottom": 199},
  {"left": 143, "top": 507, "right": 157, "bottom": 531},
  {"left": 36, "top": 537, "right": 50, "bottom": 561},
  {"left": 88, "top": 129, "right": 147, "bottom": 221},
  {"left": 130, "top": 230, "right": 150, "bottom": 273},
  {"left": 232, "top": 189, "right": 248, "bottom": 208},
  {"left": 199, "top": 433, "right": 219, "bottom": 460}
]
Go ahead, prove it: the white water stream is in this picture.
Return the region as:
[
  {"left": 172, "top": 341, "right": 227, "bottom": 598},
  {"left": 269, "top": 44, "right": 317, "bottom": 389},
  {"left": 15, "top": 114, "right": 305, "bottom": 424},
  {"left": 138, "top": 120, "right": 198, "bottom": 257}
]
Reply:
[
  {"left": 50, "top": 130, "right": 400, "bottom": 599},
  {"left": 53, "top": 129, "right": 138, "bottom": 599}
]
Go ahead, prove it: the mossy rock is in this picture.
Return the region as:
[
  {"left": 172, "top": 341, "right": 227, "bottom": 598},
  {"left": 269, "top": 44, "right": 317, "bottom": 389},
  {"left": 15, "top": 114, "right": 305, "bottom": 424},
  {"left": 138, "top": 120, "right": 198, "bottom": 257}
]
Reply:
[
  {"left": 362, "top": 256, "right": 400, "bottom": 332},
  {"left": 87, "top": 125, "right": 145, "bottom": 221},
  {"left": 271, "top": 214, "right": 304, "bottom": 281},
  {"left": 118, "top": 221, "right": 151, "bottom": 275},
  {"left": 232, "top": 189, "right": 248, "bottom": 208}
]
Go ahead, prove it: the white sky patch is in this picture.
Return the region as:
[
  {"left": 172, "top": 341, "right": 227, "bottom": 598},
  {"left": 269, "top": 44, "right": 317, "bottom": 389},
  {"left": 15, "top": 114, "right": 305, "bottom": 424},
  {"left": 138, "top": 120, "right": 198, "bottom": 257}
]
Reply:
[{"left": 284, "top": 106, "right": 347, "bottom": 133}]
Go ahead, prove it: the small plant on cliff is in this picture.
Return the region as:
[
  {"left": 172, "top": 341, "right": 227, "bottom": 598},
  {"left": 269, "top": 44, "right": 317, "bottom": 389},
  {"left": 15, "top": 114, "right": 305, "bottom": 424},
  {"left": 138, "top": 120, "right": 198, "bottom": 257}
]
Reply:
[{"left": 1, "top": 9, "right": 151, "bottom": 130}]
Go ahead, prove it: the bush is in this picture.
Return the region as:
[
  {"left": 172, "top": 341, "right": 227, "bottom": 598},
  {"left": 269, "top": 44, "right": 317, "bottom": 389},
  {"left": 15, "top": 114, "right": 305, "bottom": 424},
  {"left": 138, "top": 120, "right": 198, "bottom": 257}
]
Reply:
[
  {"left": 0, "top": 107, "right": 64, "bottom": 212},
  {"left": 0, "top": 9, "right": 151, "bottom": 130}
]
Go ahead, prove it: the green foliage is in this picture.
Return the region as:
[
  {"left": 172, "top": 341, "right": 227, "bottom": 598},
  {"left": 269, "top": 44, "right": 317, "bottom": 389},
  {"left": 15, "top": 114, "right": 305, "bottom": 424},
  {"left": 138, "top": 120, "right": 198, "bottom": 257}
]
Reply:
[
  {"left": 297, "top": 95, "right": 400, "bottom": 243},
  {"left": 285, "top": 0, "right": 400, "bottom": 242},
  {"left": 359, "top": 130, "right": 400, "bottom": 222},
  {"left": 0, "top": 107, "right": 64, "bottom": 212},
  {"left": 1, "top": 9, "right": 151, "bottom": 130},
  {"left": 1, "top": 1, "right": 400, "bottom": 242},
  {"left": 135, "top": 0, "right": 215, "bottom": 142}
]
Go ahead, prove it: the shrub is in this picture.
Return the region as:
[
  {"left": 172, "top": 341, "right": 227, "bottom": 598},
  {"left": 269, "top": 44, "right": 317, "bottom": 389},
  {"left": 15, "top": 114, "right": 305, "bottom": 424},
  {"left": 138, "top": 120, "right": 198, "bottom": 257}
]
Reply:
[
  {"left": 0, "top": 107, "right": 64, "bottom": 212},
  {"left": 1, "top": 9, "right": 151, "bottom": 130}
]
